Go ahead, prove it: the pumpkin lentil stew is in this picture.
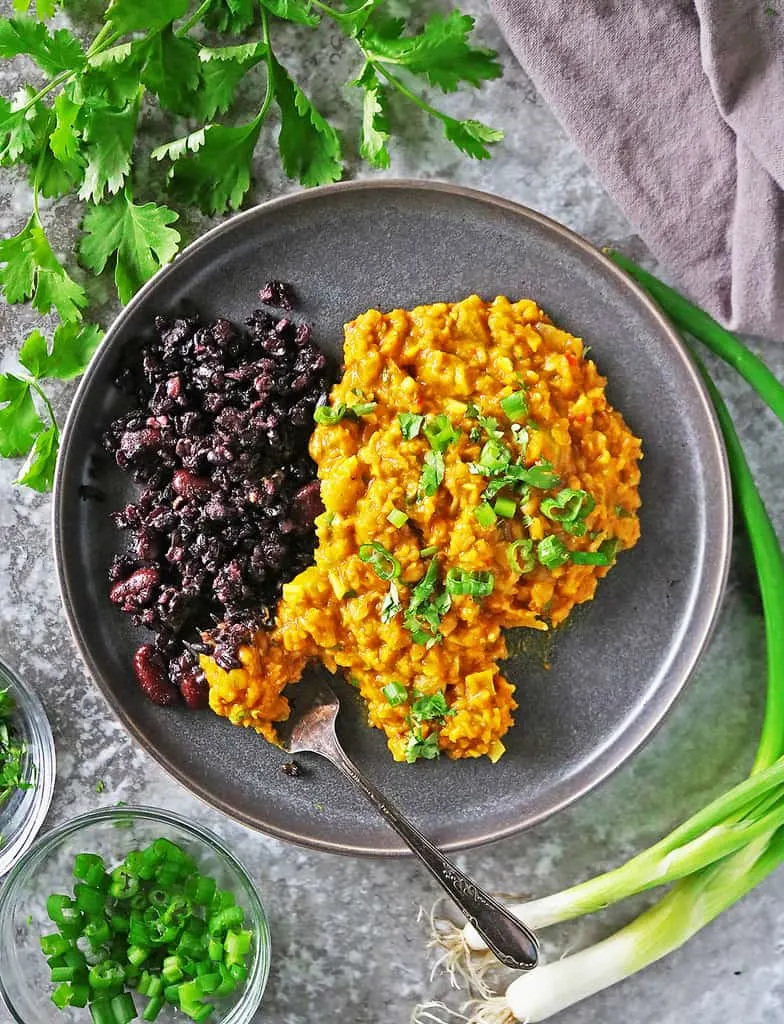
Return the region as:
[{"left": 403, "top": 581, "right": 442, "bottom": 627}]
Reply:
[{"left": 201, "top": 295, "right": 642, "bottom": 763}]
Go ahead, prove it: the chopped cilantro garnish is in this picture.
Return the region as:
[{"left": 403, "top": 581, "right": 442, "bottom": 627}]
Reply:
[
  {"left": 0, "top": 688, "right": 32, "bottom": 807},
  {"left": 405, "top": 729, "right": 441, "bottom": 763},
  {"left": 380, "top": 581, "right": 403, "bottom": 623},
  {"left": 398, "top": 412, "right": 425, "bottom": 440},
  {"left": 410, "top": 690, "right": 452, "bottom": 723},
  {"left": 383, "top": 681, "right": 408, "bottom": 707},
  {"left": 418, "top": 450, "right": 445, "bottom": 498}
]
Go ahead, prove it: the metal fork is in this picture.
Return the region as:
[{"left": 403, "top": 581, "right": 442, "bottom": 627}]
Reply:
[{"left": 281, "top": 679, "right": 539, "bottom": 971}]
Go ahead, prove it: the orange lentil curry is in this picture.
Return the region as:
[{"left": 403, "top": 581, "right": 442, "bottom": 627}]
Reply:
[{"left": 201, "top": 295, "right": 642, "bottom": 763}]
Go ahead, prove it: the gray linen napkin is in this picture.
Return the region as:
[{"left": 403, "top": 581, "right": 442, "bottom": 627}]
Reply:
[{"left": 488, "top": 0, "right": 784, "bottom": 340}]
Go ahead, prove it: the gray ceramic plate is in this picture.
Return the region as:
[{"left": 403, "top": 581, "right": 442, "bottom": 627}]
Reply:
[{"left": 53, "top": 181, "right": 731, "bottom": 856}]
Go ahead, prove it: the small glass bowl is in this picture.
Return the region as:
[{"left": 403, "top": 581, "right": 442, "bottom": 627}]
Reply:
[
  {"left": 0, "top": 806, "right": 270, "bottom": 1024},
  {"left": 0, "top": 656, "right": 56, "bottom": 877}
]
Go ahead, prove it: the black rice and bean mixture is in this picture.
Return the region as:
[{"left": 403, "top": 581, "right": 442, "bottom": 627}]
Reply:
[{"left": 103, "top": 283, "right": 333, "bottom": 709}]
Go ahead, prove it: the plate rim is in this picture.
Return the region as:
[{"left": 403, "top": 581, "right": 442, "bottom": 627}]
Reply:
[{"left": 52, "top": 178, "right": 732, "bottom": 856}]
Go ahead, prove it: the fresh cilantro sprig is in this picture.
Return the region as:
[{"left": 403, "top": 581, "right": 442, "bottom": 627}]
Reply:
[
  {"left": 0, "top": 322, "right": 103, "bottom": 490},
  {"left": 0, "top": 1, "right": 503, "bottom": 489},
  {"left": 0, "top": 688, "right": 34, "bottom": 813}
]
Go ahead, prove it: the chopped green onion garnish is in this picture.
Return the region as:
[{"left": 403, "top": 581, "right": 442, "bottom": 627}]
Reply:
[
  {"left": 493, "top": 496, "right": 517, "bottom": 519},
  {"left": 507, "top": 538, "right": 536, "bottom": 575},
  {"left": 358, "top": 541, "right": 402, "bottom": 581},
  {"left": 541, "top": 488, "right": 595, "bottom": 525},
  {"left": 398, "top": 412, "right": 425, "bottom": 439},
  {"left": 571, "top": 539, "right": 619, "bottom": 566},
  {"left": 473, "top": 503, "right": 497, "bottom": 528},
  {"left": 424, "top": 413, "right": 461, "bottom": 453},
  {"left": 383, "top": 681, "right": 408, "bottom": 706},
  {"left": 419, "top": 546, "right": 438, "bottom": 557},
  {"left": 444, "top": 568, "right": 495, "bottom": 599},
  {"left": 537, "top": 535, "right": 570, "bottom": 568},
  {"left": 500, "top": 389, "right": 528, "bottom": 421},
  {"left": 387, "top": 508, "right": 408, "bottom": 528},
  {"left": 314, "top": 400, "right": 376, "bottom": 425}
]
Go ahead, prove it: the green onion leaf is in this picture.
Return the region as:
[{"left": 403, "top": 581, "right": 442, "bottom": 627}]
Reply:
[
  {"left": 314, "top": 400, "right": 376, "bottom": 425},
  {"left": 386, "top": 507, "right": 408, "bottom": 528},
  {"left": 419, "top": 545, "right": 438, "bottom": 558},
  {"left": 382, "top": 681, "right": 408, "bottom": 706},
  {"left": 423, "top": 413, "right": 461, "bottom": 452},
  {"left": 537, "top": 535, "right": 570, "bottom": 568},
  {"left": 493, "top": 496, "right": 517, "bottom": 519},
  {"left": 358, "top": 541, "right": 401, "bottom": 581},
  {"left": 507, "top": 538, "right": 536, "bottom": 574},
  {"left": 571, "top": 539, "right": 619, "bottom": 566},
  {"left": 398, "top": 412, "right": 424, "bottom": 439},
  {"left": 500, "top": 389, "right": 528, "bottom": 421},
  {"left": 444, "top": 568, "right": 495, "bottom": 599},
  {"left": 474, "top": 502, "right": 497, "bottom": 528}
]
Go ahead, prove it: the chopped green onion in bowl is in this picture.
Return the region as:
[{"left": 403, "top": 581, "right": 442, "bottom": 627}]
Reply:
[{"left": 0, "top": 807, "right": 269, "bottom": 1024}]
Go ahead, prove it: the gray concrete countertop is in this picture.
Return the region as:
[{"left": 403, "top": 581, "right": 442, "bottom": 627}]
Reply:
[{"left": 1, "top": 3, "right": 784, "bottom": 1022}]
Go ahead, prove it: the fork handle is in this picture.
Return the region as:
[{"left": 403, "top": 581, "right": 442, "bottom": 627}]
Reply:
[{"left": 330, "top": 744, "right": 538, "bottom": 971}]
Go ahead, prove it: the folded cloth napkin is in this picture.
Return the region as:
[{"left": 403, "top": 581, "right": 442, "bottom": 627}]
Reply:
[{"left": 489, "top": 0, "right": 784, "bottom": 340}]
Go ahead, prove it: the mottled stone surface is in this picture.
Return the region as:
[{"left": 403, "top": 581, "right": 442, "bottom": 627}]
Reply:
[{"left": 1, "top": 2, "right": 784, "bottom": 1023}]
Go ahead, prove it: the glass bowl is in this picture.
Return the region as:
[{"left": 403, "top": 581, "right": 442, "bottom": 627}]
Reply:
[
  {"left": 0, "top": 656, "right": 56, "bottom": 877},
  {"left": 0, "top": 807, "right": 270, "bottom": 1024}
]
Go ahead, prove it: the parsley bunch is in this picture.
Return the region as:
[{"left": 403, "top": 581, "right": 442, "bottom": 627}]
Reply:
[{"left": 0, "top": 0, "right": 503, "bottom": 490}]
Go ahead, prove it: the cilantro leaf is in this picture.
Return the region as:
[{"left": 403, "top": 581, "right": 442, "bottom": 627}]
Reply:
[
  {"left": 410, "top": 690, "right": 451, "bottom": 723},
  {"left": 0, "top": 17, "right": 84, "bottom": 76},
  {"left": 14, "top": 424, "right": 57, "bottom": 491},
  {"left": 140, "top": 28, "right": 202, "bottom": 116},
  {"left": 76, "top": 44, "right": 147, "bottom": 108},
  {"left": 0, "top": 90, "right": 48, "bottom": 166},
  {"left": 49, "top": 91, "right": 80, "bottom": 164},
  {"left": 105, "top": 0, "right": 189, "bottom": 34},
  {"left": 204, "top": 0, "right": 257, "bottom": 32},
  {"left": 0, "top": 374, "right": 43, "bottom": 458},
  {"left": 443, "top": 118, "right": 503, "bottom": 160},
  {"left": 153, "top": 116, "right": 263, "bottom": 214},
  {"left": 405, "top": 728, "right": 440, "bottom": 763},
  {"left": 353, "top": 64, "right": 390, "bottom": 168},
  {"left": 11, "top": 0, "right": 60, "bottom": 18},
  {"left": 270, "top": 53, "right": 343, "bottom": 187},
  {"left": 0, "top": 214, "right": 87, "bottom": 320},
  {"left": 261, "top": 0, "right": 319, "bottom": 26},
  {"left": 80, "top": 190, "right": 180, "bottom": 303},
  {"left": 360, "top": 11, "right": 501, "bottom": 93},
  {"left": 19, "top": 322, "right": 103, "bottom": 380},
  {"left": 196, "top": 42, "right": 267, "bottom": 120},
  {"left": 418, "top": 449, "right": 444, "bottom": 498},
  {"left": 78, "top": 99, "right": 139, "bottom": 203}
]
